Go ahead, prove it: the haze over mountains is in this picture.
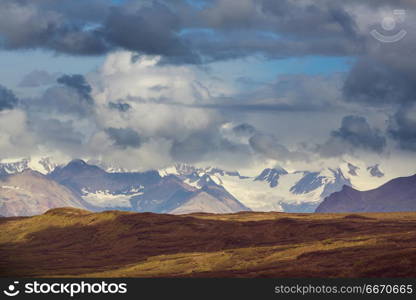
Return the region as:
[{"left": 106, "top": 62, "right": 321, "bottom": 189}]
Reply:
[{"left": 1, "top": 157, "right": 414, "bottom": 217}]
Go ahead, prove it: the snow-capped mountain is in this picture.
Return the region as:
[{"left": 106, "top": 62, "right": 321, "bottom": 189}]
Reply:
[
  {"left": 254, "top": 167, "right": 288, "bottom": 187},
  {"left": 49, "top": 160, "right": 249, "bottom": 214},
  {"left": 159, "top": 164, "right": 353, "bottom": 212},
  {"left": 222, "top": 161, "right": 393, "bottom": 212},
  {"left": 367, "top": 164, "right": 385, "bottom": 178},
  {"left": 0, "top": 157, "right": 399, "bottom": 215},
  {"left": 0, "top": 157, "right": 59, "bottom": 176},
  {"left": 0, "top": 159, "right": 30, "bottom": 176},
  {"left": 49, "top": 159, "right": 161, "bottom": 210}
]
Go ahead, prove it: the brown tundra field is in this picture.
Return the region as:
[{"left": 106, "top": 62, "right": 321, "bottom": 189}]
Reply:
[{"left": 1, "top": 207, "right": 416, "bottom": 278}]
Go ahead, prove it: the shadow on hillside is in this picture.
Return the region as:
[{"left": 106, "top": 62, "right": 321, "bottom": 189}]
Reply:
[{"left": 1, "top": 212, "right": 416, "bottom": 277}]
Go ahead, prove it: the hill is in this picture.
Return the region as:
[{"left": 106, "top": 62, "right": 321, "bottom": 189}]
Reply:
[
  {"left": 316, "top": 174, "right": 416, "bottom": 213},
  {"left": 1, "top": 208, "right": 416, "bottom": 277}
]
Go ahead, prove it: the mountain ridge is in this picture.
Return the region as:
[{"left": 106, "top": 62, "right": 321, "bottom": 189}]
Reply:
[{"left": 316, "top": 174, "right": 416, "bottom": 213}]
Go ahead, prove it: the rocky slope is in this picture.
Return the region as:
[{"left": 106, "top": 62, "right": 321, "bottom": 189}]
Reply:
[
  {"left": 0, "top": 170, "right": 88, "bottom": 216},
  {"left": 49, "top": 160, "right": 249, "bottom": 215}
]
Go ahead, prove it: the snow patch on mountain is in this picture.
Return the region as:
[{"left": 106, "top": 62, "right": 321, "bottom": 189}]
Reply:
[
  {"left": 81, "top": 188, "right": 144, "bottom": 208},
  {"left": 159, "top": 164, "right": 352, "bottom": 212}
]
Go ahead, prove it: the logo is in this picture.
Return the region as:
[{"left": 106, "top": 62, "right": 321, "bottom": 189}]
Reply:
[
  {"left": 3, "top": 281, "right": 20, "bottom": 297},
  {"left": 371, "top": 9, "right": 407, "bottom": 43}
]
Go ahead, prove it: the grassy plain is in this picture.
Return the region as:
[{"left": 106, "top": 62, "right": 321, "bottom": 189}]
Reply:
[{"left": 1, "top": 208, "right": 415, "bottom": 277}]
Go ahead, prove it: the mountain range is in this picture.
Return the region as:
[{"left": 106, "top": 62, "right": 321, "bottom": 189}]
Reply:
[
  {"left": 0, "top": 159, "right": 250, "bottom": 216},
  {"left": 0, "top": 157, "right": 414, "bottom": 217}
]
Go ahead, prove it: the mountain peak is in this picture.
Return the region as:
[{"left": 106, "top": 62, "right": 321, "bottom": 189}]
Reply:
[
  {"left": 255, "top": 167, "right": 288, "bottom": 188},
  {"left": 61, "top": 159, "right": 104, "bottom": 173},
  {"left": 367, "top": 164, "right": 384, "bottom": 178},
  {"left": 67, "top": 159, "right": 88, "bottom": 167}
]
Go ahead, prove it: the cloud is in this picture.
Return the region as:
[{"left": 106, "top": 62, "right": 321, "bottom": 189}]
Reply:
[
  {"left": 0, "top": 85, "right": 18, "bottom": 111},
  {"left": 338, "top": 3, "right": 416, "bottom": 153},
  {"left": 19, "top": 70, "right": 61, "bottom": 88},
  {"left": 105, "top": 127, "right": 141, "bottom": 149},
  {"left": 1, "top": 0, "right": 412, "bottom": 64},
  {"left": 232, "top": 123, "right": 256, "bottom": 137},
  {"left": 343, "top": 56, "right": 416, "bottom": 107},
  {"left": 24, "top": 85, "right": 94, "bottom": 118},
  {"left": 0, "top": 109, "right": 36, "bottom": 158},
  {"left": 102, "top": 2, "right": 199, "bottom": 64},
  {"left": 0, "top": 0, "right": 109, "bottom": 55},
  {"left": 19, "top": 73, "right": 95, "bottom": 119},
  {"left": 2, "top": 0, "right": 416, "bottom": 171},
  {"left": 88, "top": 52, "right": 229, "bottom": 167},
  {"left": 108, "top": 101, "right": 131, "bottom": 112},
  {"left": 57, "top": 74, "right": 93, "bottom": 103},
  {"left": 249, "top": 133, "right": 309, "bottom": 162},
  {"left": 319, "top": 115, "right": 386, "bottom": 157},
  {"left": 388, "top": 103, "right": 416, "bottom": 151},
  {"left": 30, "top": 118, "right": 85, "bottom": 149},
  {"left": 178, "top": 73, "right": 347, "bottom": 114}
]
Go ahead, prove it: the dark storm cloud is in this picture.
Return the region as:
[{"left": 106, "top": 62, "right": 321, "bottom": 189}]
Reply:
[
  {"left": 233, "top": 123, "right": 256, "bottom": 137},
  {"left": 0, "top": 85, "right": 18, "bottom": 111},
  {"left": 319, "top": 115, "right": 386, "bottom": 157},
  {"left": 0, "top": 0, "right": 197, "bottom": 63},
  {"left": 105, "top": 127, "right": 141, "bottom": 149},
  {"left": 388, "top": 103, "right": 416, "bottom": 151},
  {"left": 102, "top": 3, "right": 199, "bottom": 64},
  {"left": 189, "top": 0, "right": 365, "bottom": 61},
  {"left": 343, "top": 56, "right": 416, "bottom": 106},
  {"left": 0, "top": 1, "right": 109, "bottom": 55},
  {"left": 2, "top": 0, "right": 415, "bottom": 66},
  {"left": 336, "top": 2, "right": 416, "bottom": 154},
  {"left": 57, "top": 74, "right": 93, "bottom": 103},
  {"left": 108, "top": 101, "right": 131, "bottom": 112},
  {"left": 332, "top": 116, "right": 386, "bottom": 152},
  {"left": 0, "top": 0, "right": 401, "bottom": 63},
  {"left": 19, "top": 70, "right": 61, "bottom": 88}
]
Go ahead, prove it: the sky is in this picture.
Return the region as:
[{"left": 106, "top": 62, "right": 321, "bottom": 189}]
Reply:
[{"left": 0, "top": 0, "right": 415, "bottom": 182}]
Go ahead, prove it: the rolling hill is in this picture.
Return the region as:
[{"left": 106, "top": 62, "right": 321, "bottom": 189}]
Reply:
[{"left": 1, "top": 208, "right": 416, "bottom": 278}]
